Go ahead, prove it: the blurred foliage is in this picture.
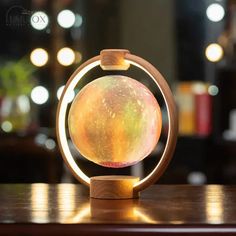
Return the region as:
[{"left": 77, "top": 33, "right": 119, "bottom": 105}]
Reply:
[{"left": 0, "top": 58, "right": 35, "bottom": 97}]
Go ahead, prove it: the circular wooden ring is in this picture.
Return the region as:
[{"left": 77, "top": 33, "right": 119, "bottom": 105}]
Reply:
[
  {"left": 125, "top": 54, "right": 178, "bottom": 192},
  {"left": 56, "top": 52, "right": 178, "bottom": 192}
]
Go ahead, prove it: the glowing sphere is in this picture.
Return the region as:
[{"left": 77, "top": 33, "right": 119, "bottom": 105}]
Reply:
[{"left": 68, "top": 75, "right": 162, "bottom": 168}]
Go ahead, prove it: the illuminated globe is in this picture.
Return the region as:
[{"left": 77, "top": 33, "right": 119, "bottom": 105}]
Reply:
[{"left": 68, "top": 75, "right": 162, "bottom": 168}]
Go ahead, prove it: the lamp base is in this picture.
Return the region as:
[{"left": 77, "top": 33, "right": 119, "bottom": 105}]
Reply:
[{"left": 90, "top": 175, "right": 140, "bottom": 199}]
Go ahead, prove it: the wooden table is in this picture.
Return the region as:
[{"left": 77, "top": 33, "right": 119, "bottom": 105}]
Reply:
[{"left": 0, "top": 184, "right": 236, "bottom": 235}]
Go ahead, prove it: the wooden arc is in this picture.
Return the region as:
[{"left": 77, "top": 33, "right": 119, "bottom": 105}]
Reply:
[
  {"left": 124, "top": 53, "right": 178, "bottom": 192},
  {"left": 56, "top": 49, "right": 178, "bottom": 194}
]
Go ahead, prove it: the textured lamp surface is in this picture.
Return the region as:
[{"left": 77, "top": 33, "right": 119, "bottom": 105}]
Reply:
[{"left": 68, "top": 75, "right": 162, "bottom": 168}]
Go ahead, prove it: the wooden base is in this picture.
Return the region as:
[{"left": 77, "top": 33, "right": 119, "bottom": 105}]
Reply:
[{"left": 90, "top": 175, "right": 140, "bottom": 199}]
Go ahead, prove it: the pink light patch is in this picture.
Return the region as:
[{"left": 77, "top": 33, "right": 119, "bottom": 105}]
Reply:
[{"left": 99, "top": 161, "right": 139, "bottom": 168}]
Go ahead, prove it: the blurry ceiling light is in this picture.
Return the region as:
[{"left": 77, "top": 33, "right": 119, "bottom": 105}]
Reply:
[
  {"left": 74, "top": 14, "right": 83, "bottom": 27},
  {"left": 208, "top": 85, "right": 219, "bottom": 96},
  {"left": 57, "top": 47, "right": 75, "bottom": 66},
  {"left": 31, "top": 86, "right": 49, "bottom": 105},
  {"left": 57, "top": 10, "right": 75, "bottom": 28},
  {"left": 205, "top": 43, "right": 223, "bottom": 62},
  {"left": 1, "top": 121, "right": 13, "bottom": 133},
  {"left": 57, "top": 85, "right": 75, "bottom": 103},
  {"left": 30, "top": 11, "right": 49, "bottom": 30},
  {"left": 30, "top": 48, "right": 48, "bottom": 67},
  {"left": 206, "top": 3, "right": 225, "bottom": 22}
]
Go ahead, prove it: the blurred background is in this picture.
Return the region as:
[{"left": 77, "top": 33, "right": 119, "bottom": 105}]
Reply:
[{"left": 0, "top": 0, "right": 235, "bottom": 185}]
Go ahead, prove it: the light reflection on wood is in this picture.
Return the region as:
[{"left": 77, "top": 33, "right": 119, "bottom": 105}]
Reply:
[
  {"left": 90, "top": 199, "right": 138, "bottom": 221},
  {"left": 205, "top": 185, "right": 224, "bottom": 224},
  {"left": 63, "top": 198, "right": 158, "bottom": 223},
  {"left": 1, "top": 184, "right": 234, "bottom": 225},
  {"left": 31, "top": 184, "right": 49, "bottom": 223},
  {"left": 57, "top": 184, "right": 76, "bottom": 222}
]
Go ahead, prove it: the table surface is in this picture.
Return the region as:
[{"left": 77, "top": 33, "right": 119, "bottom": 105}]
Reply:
[{"left": 0, "top": 184, "right": 236, "bottom": 235}]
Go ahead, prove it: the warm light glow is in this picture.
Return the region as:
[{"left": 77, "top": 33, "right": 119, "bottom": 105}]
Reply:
[
  {"left": 30, "top": 48, "right": 48, "bottom": 67},
  {"left": 57, "top": 85, "right": 75, "bottom": 103},
  {"left": 57, "top": 184, "right": 76, "bottom": 222},
  {"left": 134, "top": 208, "right": 156, "bottom": 223},
  {"left": 30, "top": 11, "right": 49, "bottom": 30},
  {"left": 57, "top": 10, "right": 75, "bottom": 28},
  {"left": 205, "top": 186, "right": 224, "bottom": 224},
  {"left": 31, "top": 86, "right": 49, "bottom": 105},
  {"left": 66, "top": 203, "right": 90, "bottom": 223},
  {"left": 57, "top": 57, "right": 174, "bottom": 191},
  {"left": 31, "top": 184, "right": 49, "bottom": 223},
  {"left": 208, "top": 85, "right": 219, "bottom": 96},
  {"left": 205, "top": 43, "right": 223, "bottom": 62},
  {"left": 125, "top": 59, "right": 173, "bottom": 191},
  {"left": 206, "top": 4, "right": 225, "bottom": 22},
  {"left": 57, "top": 47, "right": 75, "bottom": 66},
  {"left": 1, "top": 121, "right": 13, "bottom": 132},
  {"left": 57, "top": 60, "right": 101, "bottom": 186}
]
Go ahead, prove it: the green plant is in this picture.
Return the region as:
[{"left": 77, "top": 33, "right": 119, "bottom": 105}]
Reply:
[{"left": 0, "top": 58, "right": 35, "bottom": 97}]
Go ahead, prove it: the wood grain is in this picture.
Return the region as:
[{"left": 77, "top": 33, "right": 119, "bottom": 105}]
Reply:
[
  {"left": 100, "top": 49, "right": 130, "bottom": 70},
  {"left": 90, "top": 175, "right": 139, "bottom": 199},
  {"left": 0, "top": 184, "right": 236, "bottom": 235}
]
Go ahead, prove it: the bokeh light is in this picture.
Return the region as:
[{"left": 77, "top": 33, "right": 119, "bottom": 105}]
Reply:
[
  {"left": 1, "top": 121, "right": 13, "bottom": 133},
  {"left": 205, "top": 43, "right": 223, "bottom": 62},
  {"left": 206, "top": 3, "right": 225, "bottom": 22},
  {"left": 17, "top": 95, "right": 30, "bottom": 113},
  {"left": 30, "top": 48, "right": 48, "bottom": 67},
  {"left": 57, "top": 47, "right": 75, "bottom": 66},
  {"left": 57, "top": 10, "right": 75, "bottom": 28},
  {"left": 208, "top": 85, "right": 219, "bottom": 96},
  {"left": 74, "top": 51, "right": 82, "bottom": 64},
  {"left": 35, "top": 133, "right": 47, "bottom": 146},
  {"left": 30, "top": 11, "right": 49, "bottom": 30},
  {"left": 192, "top": 82, "right": 207, "bottom": 94},
  {"left": 74, "top": 14, "right": 83, "bottom": 27},
  {"left": 187, "top": 171, "right": 207, "bottom": 185},
  {"left": 45, "top": 139, "right": 56, "bottom": 150},
  {"left": 31, "top": 86, "right": 49, "bottom": 105},
  {"left": 57, "top": 85, "right": 75, "bottom": 103}
]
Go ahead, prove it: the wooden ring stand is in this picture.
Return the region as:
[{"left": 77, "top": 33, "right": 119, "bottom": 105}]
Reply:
[{"left": 56, "top": 49, "right": 178, "bottom": 199}]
